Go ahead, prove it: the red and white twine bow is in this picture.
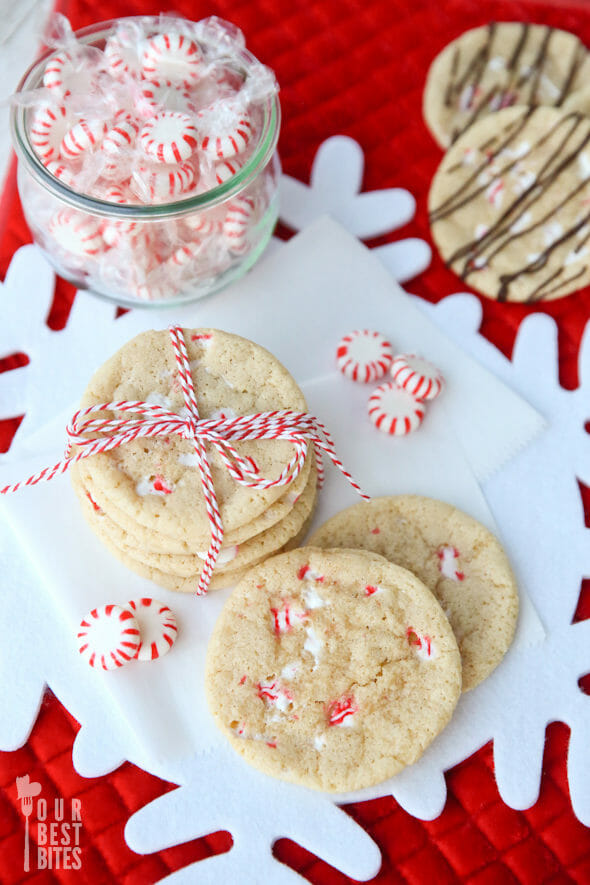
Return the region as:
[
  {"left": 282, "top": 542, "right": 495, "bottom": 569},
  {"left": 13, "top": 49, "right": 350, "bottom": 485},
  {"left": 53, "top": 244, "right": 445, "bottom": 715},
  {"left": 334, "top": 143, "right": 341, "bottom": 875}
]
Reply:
[{"left": 1, "top": 327, "right": 369, "bottom": 595}]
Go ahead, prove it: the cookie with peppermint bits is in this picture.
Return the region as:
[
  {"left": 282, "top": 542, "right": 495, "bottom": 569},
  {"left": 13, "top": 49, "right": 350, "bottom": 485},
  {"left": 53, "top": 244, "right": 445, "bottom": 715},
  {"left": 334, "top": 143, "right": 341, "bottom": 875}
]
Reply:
[
  {"left": 73, "top": 462, "right": 318, "bottom": 589},
  {"left": 79, "top": 506, "right": 315, "bottom": 594},
  {"left": 73, "top": 328, "right": 310, "bottom": 550},
  {"left": 205, "top": 547, "right": 461, "bottom": 792},
  {"left": 71, "top": 447, "right": 312, "bottom": 555},
  {"left": 309, "top": 496, "right": 519, "bottom": 691}
]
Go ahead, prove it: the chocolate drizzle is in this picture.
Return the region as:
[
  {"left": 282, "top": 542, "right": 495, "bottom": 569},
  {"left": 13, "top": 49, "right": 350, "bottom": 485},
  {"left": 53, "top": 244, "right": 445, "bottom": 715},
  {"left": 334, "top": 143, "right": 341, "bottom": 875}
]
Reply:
[
  {"left": 443, "top": 23, "right": 589, "bottom": 144},
  {"left": 430, "top": 108, "right": 590, "bottom": 302}
]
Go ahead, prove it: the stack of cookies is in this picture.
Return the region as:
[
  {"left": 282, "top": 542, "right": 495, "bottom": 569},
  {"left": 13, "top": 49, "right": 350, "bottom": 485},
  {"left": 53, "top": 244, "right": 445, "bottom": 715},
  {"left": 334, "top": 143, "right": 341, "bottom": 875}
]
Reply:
[
  {"left": 424, "top": 23, "right": 590, "bottom": 303},
  {"left": 70, "top": 328, "right": 317, "bottom": 592}
]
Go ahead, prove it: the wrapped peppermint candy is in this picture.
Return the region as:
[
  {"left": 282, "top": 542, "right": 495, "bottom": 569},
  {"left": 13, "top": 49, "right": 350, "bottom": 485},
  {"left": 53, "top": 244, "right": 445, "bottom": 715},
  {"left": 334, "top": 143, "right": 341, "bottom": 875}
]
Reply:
[{"left": 11, "top": 14, "right": 281, "bottom": 306}]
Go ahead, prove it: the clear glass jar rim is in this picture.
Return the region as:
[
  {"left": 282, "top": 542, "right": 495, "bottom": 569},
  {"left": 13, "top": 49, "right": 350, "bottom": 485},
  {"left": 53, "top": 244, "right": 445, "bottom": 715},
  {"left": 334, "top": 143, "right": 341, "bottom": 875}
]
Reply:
[{"left": 10, "top": 15, "right": 281, "bottom": 220}]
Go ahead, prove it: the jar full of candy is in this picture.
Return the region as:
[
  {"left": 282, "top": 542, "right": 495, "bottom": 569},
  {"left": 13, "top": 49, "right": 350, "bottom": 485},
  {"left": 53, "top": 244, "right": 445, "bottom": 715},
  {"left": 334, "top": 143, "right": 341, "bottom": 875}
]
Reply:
[{"left": 10, "top": 15, "right": 281, "bottom": 307}]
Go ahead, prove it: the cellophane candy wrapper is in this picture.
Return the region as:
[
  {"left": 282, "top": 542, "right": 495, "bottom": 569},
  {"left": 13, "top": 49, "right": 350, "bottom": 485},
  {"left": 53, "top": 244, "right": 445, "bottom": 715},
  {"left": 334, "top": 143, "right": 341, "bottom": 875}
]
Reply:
[{"left": 11, "top": 14, "right": 281, "bottom": 306}]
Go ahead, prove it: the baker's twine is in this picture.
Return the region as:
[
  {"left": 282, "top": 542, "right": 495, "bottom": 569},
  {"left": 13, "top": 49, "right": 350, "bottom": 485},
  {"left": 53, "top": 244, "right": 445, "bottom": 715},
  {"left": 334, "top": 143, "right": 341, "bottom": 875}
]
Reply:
[{"left": 0, "top": 326, "right": 369, "bottom": 595}]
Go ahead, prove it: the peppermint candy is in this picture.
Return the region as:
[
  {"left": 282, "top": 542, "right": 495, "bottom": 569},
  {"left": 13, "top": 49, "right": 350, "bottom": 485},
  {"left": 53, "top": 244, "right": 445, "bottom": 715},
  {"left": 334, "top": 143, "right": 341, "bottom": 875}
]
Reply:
[
  {"left": 200, "top": 110, "right": 254, "bottom": 160},
  {"left": 336, "top": 330, "right": 393, "bottom": 383},
  {"left": 367, "top": 381, "right": 425, "bottom": 436},
  {"left": 101, "top": 186, "right": 137, "bottom": 245},
  {"left": 139, "top": 111, "right": 198, "bottom": 164},
  {"left": 215, "top": 158, "right": 243, "bottom": 185},
  {"left": 167, "top": 241, "right": 201, "bottom": 267},
  {"left": 183, "top": 214, "right": 222, "bottom": 236},
  {"left": 29, "top": 104, "right": 70, "bottom": 164},
  {"left": 48, "top": 211, "right": 104, "bottom": 257},
  {"left": 77, "top": 603, "right": 140, "bottom": 669},
  {"left": 127, "top": 597, "right": 178, "bottom": 661},
  {"left": 136, "top": 80, "right": 192, "bottom": 116},
  {"left": 61, "top": 118, "right": 107, "bottom": 158},
  {"left": 390, "top": 354, "right": 444, "bottom": 402},
  {"left": 42, "top": 51, "right": 74, "bottom": 95},
  {"left": 101, "top": 114, "right": 140, "bottom": 155},
  {"left": 135, "top": 161, "right": 196, "bottom": 202},
  {"left": 45, "top": 161, "right": 77, "bottom": 188},
  {"left": 104, "top": 31, "right": 143, "bottom": 79},
  {"left": 222, "top": 196, "right": 256, "bottom": 253},
  {"left": 141, "top": 32, "right": 203, "bottom": 86}
]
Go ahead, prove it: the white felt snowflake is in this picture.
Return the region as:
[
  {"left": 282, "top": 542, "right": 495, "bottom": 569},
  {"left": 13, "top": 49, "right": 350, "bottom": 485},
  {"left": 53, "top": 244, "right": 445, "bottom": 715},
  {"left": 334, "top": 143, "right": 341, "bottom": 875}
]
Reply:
[
  {"left": 399, "top": 295, "right": 590, "bottom": 823},
  {"left": 280, "top": 135, "right": 432, "bottom": 284}
]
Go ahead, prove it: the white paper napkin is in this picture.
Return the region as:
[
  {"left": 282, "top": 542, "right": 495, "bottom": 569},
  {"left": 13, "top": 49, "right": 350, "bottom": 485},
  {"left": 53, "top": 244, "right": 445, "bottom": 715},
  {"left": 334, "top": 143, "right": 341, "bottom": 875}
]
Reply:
[{"left": 0, "top": 217, "right": 545, "bottom": 772}]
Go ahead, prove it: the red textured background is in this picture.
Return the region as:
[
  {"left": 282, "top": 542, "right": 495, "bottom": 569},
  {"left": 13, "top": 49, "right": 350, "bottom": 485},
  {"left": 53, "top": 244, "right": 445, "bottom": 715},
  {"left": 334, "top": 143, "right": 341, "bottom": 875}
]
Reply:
[{"left": 1, "top": 0, "right": 590, "bottom": 882}]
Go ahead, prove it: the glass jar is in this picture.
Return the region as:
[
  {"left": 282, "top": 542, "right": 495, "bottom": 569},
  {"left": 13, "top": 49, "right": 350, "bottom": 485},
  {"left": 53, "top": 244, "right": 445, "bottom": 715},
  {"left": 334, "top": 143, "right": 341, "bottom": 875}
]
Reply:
[{"left": 10, "top": 17, "right": 281, "bottom": 307}]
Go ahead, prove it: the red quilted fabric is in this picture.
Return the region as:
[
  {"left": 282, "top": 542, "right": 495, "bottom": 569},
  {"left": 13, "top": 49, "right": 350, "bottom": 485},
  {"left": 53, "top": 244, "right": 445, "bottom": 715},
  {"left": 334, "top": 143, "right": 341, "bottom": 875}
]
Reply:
[{"left": 1, "top": 0, "right": 590, "bottom": 882}]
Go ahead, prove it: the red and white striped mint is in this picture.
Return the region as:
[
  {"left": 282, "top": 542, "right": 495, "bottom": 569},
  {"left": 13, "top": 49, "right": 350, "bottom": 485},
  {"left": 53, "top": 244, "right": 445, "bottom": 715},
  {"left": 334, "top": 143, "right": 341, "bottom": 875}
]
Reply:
[
  {"left": 77, "top": 603, "right": 140, "bottom": 670},
  {"left": 200, "top": 110, "right": 254, "bottom": 161},
  {"left": 42, "top": 51, "right": 74, "bottom": 95},
  {"left": 336, "top": 330, "right": 393, "bottom": 383},
  {"left": 29, "top": 104, "right": 70, "bottom": 164},
  {"left": 390, "top": 354, "right": 444, "bottom": 402},
  {"left": 215, "top": 158, "right": 243, "bottom": 185},
  {"left": 42, "top": 50, "right": 94, "bottom": 96},
  {"left": 183, "top": 214, "right": 223, "bottom": 236},
  {"left": 61, "top": 118, "right": 107, "bottom": 158},
  {"left": 48, "top": 211, "right": 104, "bottom": 257},
  {"left": 136, "top": 80, "right": 192, "bottom": 116},
  {"left": 367, "top": 381, "right": 425, "bottom": 436},
  {"left": 139, "top": 111, "right": 198, "bottom": 164},
  {"left": 135, "top": 161, "right": 196, "bottom": 202},
  {"left": 167, "top": 240, "right": 201, "bottom": 268},
  {"left": 45, "top": 161, "right": 77, "bottom": 188},
  {"left": 101, "top": 114, "right": 140, "bottom": 156},
  {"left": 104, "top": 32, "right": 143, "bottom": 79},
  {"left": 222, "top": 196, "right": 256, "bottom": 254},
  {"left": 127, "top": 598, "right": 178, "bottom": 661},
  {"left": 141, "top": 32, "right": 203, "bottom": 86},
  {"left": 100, "top": 185, "right": 137, "bottom": 245}
]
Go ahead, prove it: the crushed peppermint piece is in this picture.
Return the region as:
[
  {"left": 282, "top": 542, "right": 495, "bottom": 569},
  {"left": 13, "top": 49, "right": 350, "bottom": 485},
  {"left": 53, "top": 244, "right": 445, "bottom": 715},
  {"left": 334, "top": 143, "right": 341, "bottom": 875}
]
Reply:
[
  {"left": 327, "top": 695, "right": 358, "bottom": 727},
  {"left": 437, "top": 546, "right": 465, "bottom": 582},
  {"left": 303, "top": 626, "right": 323, "bottom": 669}
]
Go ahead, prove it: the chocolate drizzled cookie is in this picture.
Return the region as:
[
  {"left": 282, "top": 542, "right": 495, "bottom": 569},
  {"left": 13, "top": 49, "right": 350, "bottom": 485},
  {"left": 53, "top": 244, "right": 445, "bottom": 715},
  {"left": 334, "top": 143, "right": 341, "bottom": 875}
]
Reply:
[
  {"left": 424, "top": 23, "right": 590, "bottom": 149},
  {"left": 429, "top": 105, "right": 590, "bottom": 302}
]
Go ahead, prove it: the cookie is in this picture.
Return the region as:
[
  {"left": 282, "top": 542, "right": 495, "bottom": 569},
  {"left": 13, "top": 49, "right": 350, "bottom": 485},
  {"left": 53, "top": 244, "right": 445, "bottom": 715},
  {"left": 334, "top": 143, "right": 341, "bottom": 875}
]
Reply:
[
  {"left": 73, "top": 462, "right": 317, "bottom": 580},
  {"left": 308, "top": 496, "right": 519, "bottom": 691},
  {"left": 205, "top": 547, "right": 462, "bottom": 792},
  {"left": 89, "top": 511, "right": 315, "bottom": 593},
  {"left": 424, "top": 23, "right": 590, "bottom": 148},
  {"left": 75, "top": 328, "right": 309, "bottom": 547},
  {"left": 72, "top": 448, "right": 312, "bottom": 555},
  {"left": 429, "top": 106, "right": 590, "bottom": 302}
]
